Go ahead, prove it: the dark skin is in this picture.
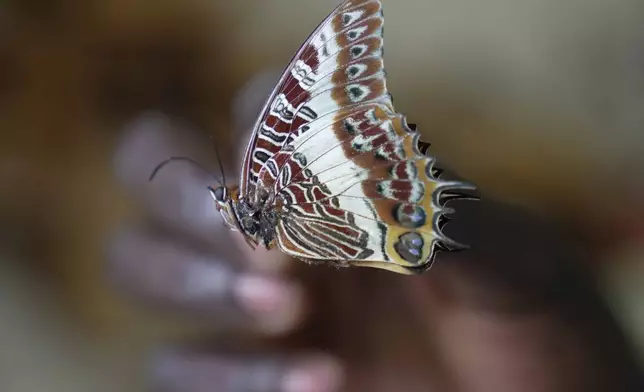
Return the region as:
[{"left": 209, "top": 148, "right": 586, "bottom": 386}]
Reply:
[{"left": 108, "top": 70, "right": 642, "bottom": 392}]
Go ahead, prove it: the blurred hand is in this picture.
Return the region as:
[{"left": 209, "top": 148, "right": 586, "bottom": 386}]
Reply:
[{"left": 108, "top": 71, "right": 641, "bottom": 392}]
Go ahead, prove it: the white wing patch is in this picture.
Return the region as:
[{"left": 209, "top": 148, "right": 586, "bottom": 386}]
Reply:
[{"left": 291, "top": 60, "right": 317, "bottom": 90}]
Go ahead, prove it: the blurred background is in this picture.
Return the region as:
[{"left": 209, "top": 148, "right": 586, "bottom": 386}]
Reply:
[{"left": 1, "top": 0, "right": 644, "bottom": 390}]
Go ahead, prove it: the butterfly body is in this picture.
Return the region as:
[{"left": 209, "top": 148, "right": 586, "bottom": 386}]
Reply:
[
  {"left": 211, "top": 0, "right": 477, "bottom": 275},
  {"left": 209, "top": 185, "right": 279, "bottom": 250}
]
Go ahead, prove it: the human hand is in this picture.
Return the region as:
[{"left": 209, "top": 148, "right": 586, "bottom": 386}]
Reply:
[{"left": 108, "top": 71, "right": 641, "bottom": 392}]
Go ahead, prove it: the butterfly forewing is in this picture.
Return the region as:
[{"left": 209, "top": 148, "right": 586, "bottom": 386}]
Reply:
[
  {"left": 239, "top": 0, "right": 476, "bottom": 274},
  {"left": 240, "top": 0, "right": 388, "bottom": 194}
]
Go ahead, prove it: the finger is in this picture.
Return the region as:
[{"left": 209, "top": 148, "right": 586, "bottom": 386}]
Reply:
[
  {"left": 107, "top": 225, "right": 307, "bottom": 335},
  {"left": 114, "top": 113, "right": 228, "bottom": 245},
  {"left": 113, "top": 113, "right": 290, "bottom": 272},
  {"left": 415, "top": 199, "right": 637, "bottom": 391},
  {"left": 151, "top": 349, "right": 344, "bottom": 392}
]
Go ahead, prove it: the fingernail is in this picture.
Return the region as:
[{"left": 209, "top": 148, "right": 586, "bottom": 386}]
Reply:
[
  {"left": 234, "top": 275, "right": 305, "bottom": 334},
  {"left": 281, "top": 356, "right": 344, "bottom": 392},
  {"left": 235, "top": 275, "right": 291, "bottom": 313}
]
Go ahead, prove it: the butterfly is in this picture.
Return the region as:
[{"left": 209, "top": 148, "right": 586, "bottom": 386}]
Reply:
[{"left": 155, "top": 0, "right": 477, "bottom": 275}]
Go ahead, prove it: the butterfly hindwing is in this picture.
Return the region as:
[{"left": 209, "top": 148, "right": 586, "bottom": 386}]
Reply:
[{"left": 272, "top": 104, "right": 475, "bottom": 274}]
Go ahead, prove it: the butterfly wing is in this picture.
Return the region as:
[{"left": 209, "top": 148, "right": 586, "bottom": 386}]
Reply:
[
  {"left": 242, "top": 0, "right": 477, "bottom": 274},
  {"left": 271, "top": 104, "right": 477, "bottom": 275},
  {"left": 239, "top": 0, "right": 386, "bottom": 195}
]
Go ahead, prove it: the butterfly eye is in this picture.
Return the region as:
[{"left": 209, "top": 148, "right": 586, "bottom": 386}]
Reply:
[{"left": 209, "top": 186, "right": 227, "bottom": 203}]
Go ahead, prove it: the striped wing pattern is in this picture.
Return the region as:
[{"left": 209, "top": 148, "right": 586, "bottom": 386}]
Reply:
[{"left": 240, "top": 0, "right": 475, "bottom": 274}]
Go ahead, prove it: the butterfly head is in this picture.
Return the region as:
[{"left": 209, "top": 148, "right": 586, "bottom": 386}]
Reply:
[
  {"left": 209, "top": 185, "right": 228, "bottom": 205},
  {"left": 208, "top": 184, "right": 265, "bottom": 250},
  {"left": 208, "top": 185, "right": 239, "bottom": 230}
]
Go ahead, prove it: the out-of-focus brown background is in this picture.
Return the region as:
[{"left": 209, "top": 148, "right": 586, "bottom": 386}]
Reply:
[{"left": 1, "top": 0, "right": 644, "bottom": 390}]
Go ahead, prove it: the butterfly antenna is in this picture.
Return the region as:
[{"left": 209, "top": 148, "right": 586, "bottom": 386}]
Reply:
[
  {"left": 213, "top": 144, "right": 227, "bottom": 187},
  {"left": 149, "top": 156, "right": 224, "bottom": 188}
]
